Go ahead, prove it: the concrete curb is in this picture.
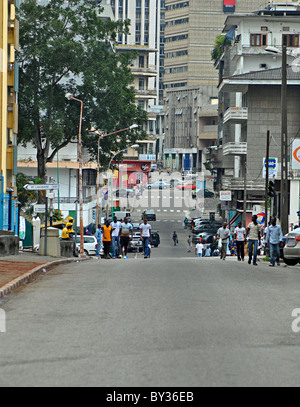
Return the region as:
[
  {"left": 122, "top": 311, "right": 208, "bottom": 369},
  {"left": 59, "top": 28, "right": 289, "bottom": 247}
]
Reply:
[{"left": 0, "top": 257, "right": 91, "bottom": 299}]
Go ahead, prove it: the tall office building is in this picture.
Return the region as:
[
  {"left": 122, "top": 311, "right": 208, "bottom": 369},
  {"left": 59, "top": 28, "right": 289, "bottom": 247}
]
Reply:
[
  {"left": 0, "top": 0, "right": 19, "bottom": 193},
  {"left": 163, "top": 0, "right": 266, "bottom": 172},
  {"left": 164, "top": 0, "right": 265, "bottom": 90},
  {"left": 109, "top": 0, "right": 163, "bottom": 158}
]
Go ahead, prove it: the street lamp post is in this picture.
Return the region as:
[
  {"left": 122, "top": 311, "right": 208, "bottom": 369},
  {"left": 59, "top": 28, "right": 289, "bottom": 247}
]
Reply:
[
  {"left": 65, "top": 93, "right": 85, "bottom": 258},
  {"left": 107, "top": 144, "right": 140, "bottom": 220}
]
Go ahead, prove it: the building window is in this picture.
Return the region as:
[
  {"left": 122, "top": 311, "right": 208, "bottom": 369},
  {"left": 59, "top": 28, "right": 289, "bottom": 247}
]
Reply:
[
  {"left": 139, "top": 78, "right": 145, "bottom": 90},
  {"left": 250, "top": 34, "right": 267, "bottom": 47},
  {"left": 283, "top": 34, "right": 299, "bottom": 47}
]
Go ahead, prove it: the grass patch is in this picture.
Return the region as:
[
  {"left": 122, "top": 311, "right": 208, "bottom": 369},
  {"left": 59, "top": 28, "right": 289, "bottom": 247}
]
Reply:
[{"left": 262, "top": 257, "right": 270, "bottom": 262}]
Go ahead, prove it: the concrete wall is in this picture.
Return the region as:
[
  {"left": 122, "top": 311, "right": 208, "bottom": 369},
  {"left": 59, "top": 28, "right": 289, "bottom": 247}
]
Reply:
[{"left": 247, "top": 84, "right": 300, "bottom": 180}]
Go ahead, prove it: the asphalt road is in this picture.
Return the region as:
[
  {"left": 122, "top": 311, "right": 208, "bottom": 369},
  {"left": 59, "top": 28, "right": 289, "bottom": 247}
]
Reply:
[{"left": 1, "top": 198, "right": 300, "bottom": 387}]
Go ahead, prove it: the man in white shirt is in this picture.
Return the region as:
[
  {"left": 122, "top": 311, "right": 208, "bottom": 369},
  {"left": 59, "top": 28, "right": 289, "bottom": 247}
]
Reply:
[
  {"left": 234, "top": 221, "right": 246, "bottom": 262},
  {"left": 111, "top": 216, "right": 121, "bottom": 259},
  {"left": 196, "top": 242, "right": 204, "bottom": 258},
  {"left": 217, "top": 223, "right": 230, "bottom": 261},
  {"left": 140, "top": 219, "right": 152, "bottom": 259}
]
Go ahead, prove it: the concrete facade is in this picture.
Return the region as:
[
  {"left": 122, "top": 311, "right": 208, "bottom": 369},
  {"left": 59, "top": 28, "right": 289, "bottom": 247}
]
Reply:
[
  {"left": 0, "top": 0, "right": 19, "bottom": 193},
  {"left": 164, "top": 85, "right": 218, "bottom": 172},
  {"left": 164, "top": 0, "right": 264, "bottom": 90},
  {"left": 211, "top": 2, "right": 300, "bottom": 228}
]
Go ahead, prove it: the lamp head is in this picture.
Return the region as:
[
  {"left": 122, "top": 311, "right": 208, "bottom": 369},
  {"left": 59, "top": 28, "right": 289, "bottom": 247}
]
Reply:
[
  {"left": 129, "top": 124, "right": 139, "bottom": 130},
  {"left": 65, "top": 93, "right": 73, "bottom": 100}
]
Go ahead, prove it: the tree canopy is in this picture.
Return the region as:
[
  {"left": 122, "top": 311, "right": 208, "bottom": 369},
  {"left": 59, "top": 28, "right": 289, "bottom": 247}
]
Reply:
[{"left": 18, "top": 0, "right": 147, "bottom": 181}]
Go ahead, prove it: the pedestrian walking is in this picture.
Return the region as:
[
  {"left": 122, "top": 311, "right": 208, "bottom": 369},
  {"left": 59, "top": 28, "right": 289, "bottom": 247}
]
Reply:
[
  {"left": 266, "top": 217, "right": 283, "bottom": 267},
  {"left": 187, "top": 236, "right": 192, "bottom": 252},
  {"left": 234, "top": 221, "right": 246, "bottom": 261},
  {"left": 102, "top": 220, "right": 112, "bottom": 259},
  {"left": 247, "top": 215, "right": 261, "bottom": 266},
  {"left": 205, "top": 245, "right": 212, "bottom": 257},
  {"left": 95, "top": 224, "right": 102, "bottom": 260},
  {"left": 217, "top": 223, "right": 230, "bottom": 261},
  {"left": 196, "top": 242, "right": 204, "bottom": 258},
  {"left": 173, "top": 231, "right": 178, "bottom": 246},
  {"left": 140, "top": 219, "right": 152, "bottom": 259},
  {"left": 111, "top": 216, "right": 121, "bottom": 259},
  {"left": 120, "top": 217, "right": 133, "bottom": 259}
]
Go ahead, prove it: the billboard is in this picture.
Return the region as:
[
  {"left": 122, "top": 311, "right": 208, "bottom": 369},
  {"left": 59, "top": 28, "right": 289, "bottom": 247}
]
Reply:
[{"left": 224, "top": 0, "right": 236, "bottom": 13}]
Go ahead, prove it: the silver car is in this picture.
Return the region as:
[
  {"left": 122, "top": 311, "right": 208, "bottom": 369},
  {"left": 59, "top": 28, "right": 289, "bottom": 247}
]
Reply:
[{"left": 283, "top": 228, "right": 300, "bottom": 266}]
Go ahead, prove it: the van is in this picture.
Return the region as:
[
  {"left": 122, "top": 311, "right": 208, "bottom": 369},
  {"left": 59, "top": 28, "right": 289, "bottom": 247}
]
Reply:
[{"left": 111, "top": 211, "right": 131, "bottom": 222}]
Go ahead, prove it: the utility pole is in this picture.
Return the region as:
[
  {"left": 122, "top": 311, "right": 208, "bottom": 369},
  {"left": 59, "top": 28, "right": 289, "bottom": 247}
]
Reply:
[
  {"left": 243, "top": 156, "right": 247, "bottom": 227},
  {"left": 265, "top": 131, "right": 270, "bottom": 227},
  {"left": 281, "top": 46, "right": 289, "bottom": 235}
]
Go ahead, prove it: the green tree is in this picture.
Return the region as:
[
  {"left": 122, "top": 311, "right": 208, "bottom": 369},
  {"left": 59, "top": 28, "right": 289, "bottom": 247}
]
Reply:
[
  {"left": 18, "top": 0, "right": 147, "bottom": 181},
  {"left": 16, "top": 172, "right": 42, "bottom": 210},
  {"left": 211, "top": 35, "right": 231, "bottom": 61}
]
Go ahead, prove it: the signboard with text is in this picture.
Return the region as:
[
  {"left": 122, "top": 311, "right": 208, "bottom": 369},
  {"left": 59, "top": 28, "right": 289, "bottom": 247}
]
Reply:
[
  {"left": 263, "top": 158, "right": 278, "bottom": 179},
  {"left": 220, "top": 191, "right": 232, "bottom": 202},
  {"left": 224, "top": 0, "right": 236, "bottom": 13},
  {"left": 292, "top": 139, "right": 300, "bottom": 170}
]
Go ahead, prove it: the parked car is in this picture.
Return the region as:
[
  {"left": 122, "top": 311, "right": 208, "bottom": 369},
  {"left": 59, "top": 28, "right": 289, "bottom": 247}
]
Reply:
[
  {"left": 177, "top": 182, "right": 196, "bottom": 191},
  {"left": 75, "top": 235, "right": 99, "bottom": 256},
  {"left": 204, "top": 189, "right": 215, "bottom": 198},
  {"left": 192, "top": 225, "right": 218, "bottom": 235},
  {"left": 132, "top": 223, "right": 141, "bottom": 232},
  {"left": 147, "top": 181, "right": 170, "bottom": 189},
  {"left": 115, "top": 188, "right": 135, "bottom": 198},
  {"left": 182, "top": 171, "right": 196, "bottom": 179},
  {"left": 151, "top": 232, "right": 160, "bottom": 248},
  {"left": 283, "top": 229, "right": 300, "bottom": 266},
  {"left": 128, "top": 237, "right": 143, "bottom": 253},
  {"left": 192, "top": 232, "right": 213, "bottom": 245},
  {"left": 142, "top": 210, "right": 157, "bottom": 221}
]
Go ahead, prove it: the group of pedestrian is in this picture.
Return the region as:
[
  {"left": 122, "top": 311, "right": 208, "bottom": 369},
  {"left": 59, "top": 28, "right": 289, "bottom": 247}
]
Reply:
[
  {"left": 95, "top": 216, "right": 152, "bottom": 260},
  {"left": 95, "top": 216, "right": 134, "bottom": 260},
  {"left": 216, "top": 215, "right": 283, "bottom": 267}
]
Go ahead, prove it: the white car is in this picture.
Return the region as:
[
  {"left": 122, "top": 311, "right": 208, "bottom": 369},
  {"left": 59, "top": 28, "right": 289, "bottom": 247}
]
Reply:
[{"left": 76, "top": 235, "right": 100, "bottom": 256}]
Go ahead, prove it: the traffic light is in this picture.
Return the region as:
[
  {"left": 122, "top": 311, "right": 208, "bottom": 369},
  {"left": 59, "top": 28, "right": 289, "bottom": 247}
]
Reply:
[{"left": 268, "top": 180, "right": 275, "bottom": 198}]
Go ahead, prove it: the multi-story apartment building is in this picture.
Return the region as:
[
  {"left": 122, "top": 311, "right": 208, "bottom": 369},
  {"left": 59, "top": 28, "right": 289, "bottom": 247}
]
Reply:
[
  {"left": 0, "top": 0, "right": 19, "bottom": 193},
  {"left": 163, "top": 0, "right": 263, "bottom": 173},
  {"left": 108, "top": 0, "right": 162, "bottom": 161},
  {"left": 0, "top": 0, "right": 19, "bottom": 233},
  {"left": 210, "top": 1, "right": 300, "bottom": 229}
]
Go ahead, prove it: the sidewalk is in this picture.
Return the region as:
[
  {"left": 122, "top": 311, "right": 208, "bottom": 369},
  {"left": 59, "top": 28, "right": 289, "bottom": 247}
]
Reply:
[{"left": 0, "top": 252, "right": 88, "bottom": 298}]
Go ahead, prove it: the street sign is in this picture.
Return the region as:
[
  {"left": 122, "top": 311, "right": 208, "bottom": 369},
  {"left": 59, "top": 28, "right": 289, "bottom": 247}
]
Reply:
[
  {"left": 34, "top": 204, "right": 46, "bottom": 213},
  {"left": 292, "top": 139, "right": 300, "bottom": 170},
  {"left": 220, "top": 191, "right": 232, "bottom": 201},
  {"left": 24, "top": 184, "right": 59, "bottom": 191},
  {"left": 263, "top": 157, "right": 278, "bottom": 178}
]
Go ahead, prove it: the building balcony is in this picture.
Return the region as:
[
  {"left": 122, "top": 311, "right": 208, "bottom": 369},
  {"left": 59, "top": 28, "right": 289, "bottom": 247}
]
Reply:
[
  {"left": 131, "top": 66, "right": 158, "bottom": 77},
  {"left": 7, "top": 103, "right": 18, "bottom": 133},
  {"left": 7, "top": 64, "right": 14, "bottom": 87},
  {"left": 136, "top": 89, "right": 157, "bottom": 99},
  {"left": 199, "top": 125, "right": 218, "bottom": 140},
  {"left": 223, "top": 107, "right": 248, "bottom": 124},
  {"left": 222, "top": 178, "right": 265, "bottom": 191},
  {"left": 8, "top": 19, "right": 19, "bottom": 51},
  {"left": 223, "top": 142, "right": 247, "bottom": 156}
]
